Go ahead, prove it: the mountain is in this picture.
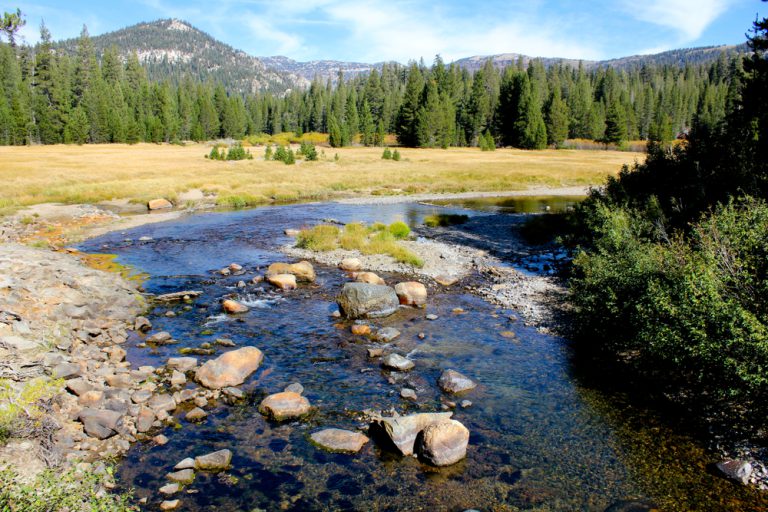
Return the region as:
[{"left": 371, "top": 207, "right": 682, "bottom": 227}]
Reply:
[
  {"left": 259, "top": 56, "right": 385, "bottom": 83},
  {"left": 55, "top": 19, "right": 308, "bottom": 94}
]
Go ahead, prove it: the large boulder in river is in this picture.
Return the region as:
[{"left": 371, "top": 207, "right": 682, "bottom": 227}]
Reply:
[
  {"left": 266, "top": 261, "right": 316, "bottom": 282},
  {"left": 715, "top": 459, "right": 753, "bottom": 485},
  {"left": 310, "top": 428, "right": 369, "bottom": 453},
  {"left": 222, "top": 299, "right": 248, "bottom": 314},
  {"left": 258, "top": 391, "right": 311, "bottom": 421},
  {"left": 267, "top": 273, "right": 297, "bottom": 290},
  {"left": 415, "top": 419, "right": 469, "bottom": 466},
  {"left": 438, "top": 369, "right": 477, "bottom": 394},
  {"left": 369, "top": 412, "right": 453, "bottom": 456},
  {"left": 195, "top": 347, "right": 263, "bottom": 389},
  {"left": 337, "top": 283, "right": 399, "bottom": 319},
  {"left": 394, "top": 281, "right": 427, "bottom": 306}
]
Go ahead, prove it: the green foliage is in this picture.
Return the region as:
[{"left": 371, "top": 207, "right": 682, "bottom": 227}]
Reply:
[
  {"left": 298, "top": 141, "right": 317, "bottom": 161},
  {"left": 423, "top": 213, "right": 469, "bottom": 227},
  {"left": 479, "top": 131, "right": 495, "bottom": 151},
  {"left": 217, "top": 194, "right": 261, "bottom": 209},
  {"left": 392, "top": 149, "right": 401, "bottom": 161},
  {"left": 0, "top": 377, "right": 62, "bottom": 441},
  {"left": 388, "top": 220, "right": 411, "bottom": 239},
  {"left": 264, "top": 144, "right": 273, "bottom": 160},
  {"left": 296, "top": 224, "right": 341, "bottom": 252},
  {"left": 284, "top": 148, "right": 295, "bottom": 165},
  {"left": 1, "top": 8, "right": 25, "bottom": 47},
  {"left": 381, "top": 147, "right": 392, "bottom": 160},
  {"left": 274, "top": 145, "right": 287, "bottom": 162}
]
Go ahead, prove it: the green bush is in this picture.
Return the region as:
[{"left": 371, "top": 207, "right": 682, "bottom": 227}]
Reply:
[
  {"left": 388, "top": 221, "right": 410, "bottom": 239},
  {"left": 392, "top": 149, "right": 401, "bottom": 161},
  {"left": 382, "top": 148, "right": 392, "bottom": 160},
  {"left": 299, "top": 141, "right": 318, "bottom": 161},
  {"left": 274, "top": 145, "right": 288, "bottom": 162}
]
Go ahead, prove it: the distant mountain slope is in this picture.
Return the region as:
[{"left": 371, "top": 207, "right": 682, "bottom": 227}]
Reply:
[
  {"left": 55, "top": 19, "right": 308, "bottom": 94},
  {"left": 259, "top": 56, "right": 384, "bottom": 83}
]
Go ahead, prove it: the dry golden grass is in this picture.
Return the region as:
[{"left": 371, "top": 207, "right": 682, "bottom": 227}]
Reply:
[{"left": 0, "top": 143, "right": 643, "bottom": 213}]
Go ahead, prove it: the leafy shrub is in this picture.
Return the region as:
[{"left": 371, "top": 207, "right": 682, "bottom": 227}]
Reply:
[
  {"left": 388, "top": 221, "right": 410, "bottom": 239},
  {"left": 225, "top": 143, "right": 253, "bottom": 161},
  {"left": 274, "top": 145, "right": 288, "bottom": 162},
  {"left": 264, "top": 145, "right": 273, "bottom": 160},
  {"left": 382, "top": 148, "right": 392, "bottom": 160},
  {"left": 479, "top": 132, "right": 496, "bottom": 151},
  {"left": 299, "top": 141, "right": 318, "bottom": 161},
  {"left": 296, "top": 225, "right": 341, "bottom": 251},
  {"left": 285, "top": 148, "right": 296, "bottom": 165},
  {"left": 392, "top": 149, "right": 401, "bottom": 161},
  {"left": 0, "top": 377, "right": 62, "bottom": 442}
]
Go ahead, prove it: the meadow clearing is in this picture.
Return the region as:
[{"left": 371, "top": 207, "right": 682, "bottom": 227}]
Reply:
[{"left": 0, "top": 143, "right": 644, "bottom": 214}]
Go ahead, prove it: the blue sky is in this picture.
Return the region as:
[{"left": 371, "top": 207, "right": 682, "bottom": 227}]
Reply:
[{"left": 12, "top": 0, "right": 768, "bottom": 62}]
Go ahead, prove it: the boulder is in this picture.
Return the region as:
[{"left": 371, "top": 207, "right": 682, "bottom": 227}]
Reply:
[
  {"left": 134, "top": 316, "right": 152, "bottom": 332},
  {"left": 66, "top": 378, "right": 93, "bottom": 397},
  {"left": 381, "top": 353, "right": 414, "bottom": 371},
  {"left": 160, "top": 500, "right": 180, "bottom": 511},
  {"left": 284, "top": 382, "right": 304, "bottom": 394},
  {"left": 195, "top": 347, "right": 264, "bottom": 389},
  {"left": 438, "top": 369, "right": 477, "bottom": 394},
  {"left": 355, "top": 272, "right": 385, "bottom": 285},
  {"left": 146, "top": 331, "right": 173, "bottom": 344},
  {"left": 258, "top": 391, "right": 311, "bottom": 421},
  {"left": 369, "top": 412, "right": 453, "bottom": 456},
  {"left": 266, "top": 261, "right": 316, "bottom": 282},
  {"left": 310, "top": 428, "right": 369, "bottom": 453},
  {"left": 136, "top": 407, "right": 155, "bottom": 433},
  {"left": 195, "top": 449, "right": 232, "bottom": 471},
  {"left": 351, "top": 324, "right": 371, "bottom": 336},
  {"left": 337, "top": 283, "right": 399, "bottom": 319},
  {"left": 170, "top": 371, "right": 186, "bottom": 387},
  {"left": 222, "top": 299, "right": 248, "bottom": 314},
  {"left": 185, "top": 407, "right": 208, "bottom": 422},
  {"left": 374, "top": 327, "right": 400, "bottom": 342},
  {"left": 434, "top": 275, "right": 459, "bottom": 287},
  {"left": 416, "top": 419, "right": 469, "bottom": 466},
  {"left": 148, "top": 198, "right": 173, "bottom": 210},
  {"left": 167, "top": 357, "right": 198, "bottom": 373},
  {"left": 339, "top": 258, "right": 363, "bottom": 271},
  {"left": 267, "top": 273, "right": 297, "bottom": 291},
  {"left": 148, "top": 393, "right": 177, "bottom": 414},
  {"left": 394, "top": 281, "right": 427, "bottom": 306},
  {"left": 78, "top": 408, "right": 123, "bottom": 440},
  {"left": 51, "top": 362, "right": 81, "bottom": 380},
  {"left": 159, "top": 483, "right": 180, "bottom": 495},
  {"left": 174, "top": 458, "right": 195, "bottom": 470},
  {"left": 715, "top": 459, "right": 753, "bottom": 485},
  {"left": 167, "top": 469, "right": 195, "bottom": 484}
]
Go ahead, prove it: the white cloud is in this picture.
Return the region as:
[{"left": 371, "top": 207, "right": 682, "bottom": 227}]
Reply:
[
  {"left": 623, "top": 0, "right": 735, "bottom": 41},
  {"left": 242, "top": 14, "right": 307, "bottom": 56}
]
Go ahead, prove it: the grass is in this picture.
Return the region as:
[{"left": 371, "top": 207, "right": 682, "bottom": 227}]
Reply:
[
  {"left": 297, "top": 222, "right": 424, "bottom": 267},
  {"left": 0, "top": 143, "right": 643, "bottom": 215}
]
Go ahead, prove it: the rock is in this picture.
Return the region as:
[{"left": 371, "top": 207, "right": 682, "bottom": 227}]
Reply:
[
  {"left": 136, "top": 407, "right": 155, "bottom": 433},
  {"left": 78, "top": 408, "right": 123, "bottom": 440},
  {"left": 355, "top": 272, "right": 386, "bottom": 285},
  {"left": 222, "top": 299, "right": 248, "bottom": 314},
  {"left": 215, "top": 338, "right": 236, "bottom": 347},
  {"left": 66, "top": 378, "right": 93, "bottom": 396},
  {"left": 337, "top": 283, "right": 399, "bottom": 319},
  {"left": 194, "top": 449, "right": 232, "bottom": 471},
  {"left": 160, "top": 500, "right": 180, "bottom": 510},
  {"left": 147, "top": 331, "right": 173, "bottom": 344},
  {"left": 78, "top": 390, "right": 104, "bottom": 408},
  {"left": 369, "top": 412, "right": 453, "bottom": 456},
  {"left": 154, "top": 434, "right": 169, "bottom": 445},
  {"left": 51, "top": 362, "right": 81, "bottom": 379},
  {"left": 310, "top": 428, "right": 369, "bottom": 453},
  {"left": 400, "top": 388, "right": 417, "bottom": 400},
  {"left": 159, "top": 483, "right": 180, "bottom": 495},
  {"left": 438, "top": 369, "right": 477, "bottom": 394},
  {"left": 381, "top": 353, "right": 414, "bottom": 371},
  {"left": 266, "top": 261, "right": 316, "bottom": 282},
  {"left": 148, "top": 198, "right": 173, "bottom": 210},
  {"left": 229, "top": 263, "right": 242, "bottom": 272},
  {"left": 434, "top": 275, "right": 459, "bottom": 286},
  {"left": 167, "top": 469, "right": 195, "bottom": 484},
  {"left": 237, "top": 280, "right": 246, "bottom": 288},
  {"left": 105, "top": 373, "right": 133, "bottom": 389},
  {"left": 394, "top": 281, "right": 427, "bottom": 306},
  {"left": 267, "top": 273, "right": 297, "bottom": 291},
  {"left": 284, "top": 382, "right": 304, "bottom": 395},
  {"left": 284, "top": 229, "right": 300, "bottom": 237},
  {"left": 148, "top": 393, "right": 177, "bottom": 414},
  {"left": 220, "top": 268, "right": 231, "bottom": 276},
  {"left": 259, "top": 391, "right": 311, "bottom": 421},
  {"left": 417, "top": 332, "right": 426, "bottom": 340},
  {"left": 374, "top": 327, "right": 400, "bottom": 342},
  {"left": 416, "top": 419, "right": 469, "bottom": 466},
  {"left": 194, "top": 347, "right": 263, "bottom": 389},
  {"left": 185, "top": 407, "right": 208, "bottom": 422},
  {"left": 222, "top": 387, "right": 244, "bottom": 403},
  {"left": 331, "top": 310, "right": 341, "bottom": 318},
  {"left": 460, "top": 400, "right": 473, "bottom": 408},
  {"left": 154, "top": 291, "right": 203, "bottom": 302},
  {"left": 167, "top": 357, "right": 198, "bottom": 372},
  {"left": 170, "top": 371, "right": 186, "bottom": 387},
  {"left": 367, "top": 348, "right": 384, "bottom": 358},
  {"left": 339, "top": 258, "right": 363, "bottom": 271},
  {"left": 715, "top": 459, "right": 753, "bottom": 485},
  {"left": 426, "top": 314, "right": 438, "bottom": 321},
  {"left": 134, "top": 316, "right": 152, "bottom": 332},
  {"left": 351, "top": 324, "right": 371, "bottom": 336},
  {"left": 174, "top": 458, "right": 196, "bottom": 470}
]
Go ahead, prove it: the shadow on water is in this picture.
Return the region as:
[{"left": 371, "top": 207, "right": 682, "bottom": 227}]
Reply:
[{"left": 77, "top": 199, "right": 768, "bottom": 511}]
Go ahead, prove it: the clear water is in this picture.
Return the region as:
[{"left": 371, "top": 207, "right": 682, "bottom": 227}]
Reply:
[{"left": 78, "top": 200, "right": 768, "bottom": 511}]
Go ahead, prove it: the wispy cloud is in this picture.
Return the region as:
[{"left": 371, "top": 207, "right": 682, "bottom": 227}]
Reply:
[{"left": 622, "top": 0, "right": 735, "bottom": 42}]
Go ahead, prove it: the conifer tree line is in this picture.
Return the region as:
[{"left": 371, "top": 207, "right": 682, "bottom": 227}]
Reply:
[{"left": 0, "top": 20, "right": 745, "bottom": 148}]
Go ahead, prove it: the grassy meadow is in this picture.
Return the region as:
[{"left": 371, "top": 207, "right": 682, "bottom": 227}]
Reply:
[{"left": 0, "top": 143, "right": 644, "bottom": 214}]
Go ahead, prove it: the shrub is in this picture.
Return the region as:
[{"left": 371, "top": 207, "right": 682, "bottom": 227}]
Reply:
[
  {"left": 392, "top": 149, "right": 401, "bottom": 161},
  {"left": 264, "top": 145, "right": 273, "bottom": 160},
  {"left": 0, "top": 377, "right": 62, "bottom": 442},
  {"left": 296, "top": 225, "right": 340, "bottom": 251},
  {"left": 285, "top": 148, "right": 296, "bottom": 165},
  {"left": 299, "top": 141, "right": 318, "bottom": 161},
  {"left": 274, "top": 145, "right": 288, "bottom": 163},
  {"left": 479, "top": 132, "right": 496, "bottom": 151},
  {"left": 388, "top": 221, "right": 410, "bottom": 239},
  {"left": 225, "top": 143, "right": 252, "bottom": 161},
  {"left": 382, "top": 148, "right": 392, "bottom": 160}
]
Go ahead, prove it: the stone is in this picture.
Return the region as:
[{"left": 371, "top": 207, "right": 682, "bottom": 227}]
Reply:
[
  {"left": 134, "top": 316, "right": 152, "bottom": 332},
  {"left": 148, "top": 198, "right": 173, "bottom": 210},
  {"left": 339, "top": 258, "right": 363, "bottom": 271},
  {"left": 284, "top": 228, "right": 300, "bottom": 237},
  {"left": 400, "top": 388, "right": 417, "bottom": 400},
  {"left": 374, "top": 327, "right": 400, "bottom": 342},
  {"left": 136, "top": 407, "right": 155, "bottom": 433},
  {"left": 351, "top": 324, "right": 371, "bottom": 336},
  {"left": 78, "top": 390, "right": 104, "bottom": 408},
  {"left": 259, "top": 391, "right": 311, "bottom": 421},
  {"left": 438, "top": 369, "right": 477, "bottom": 394},
  {"left": 222, "top": 299, "right": 248, "bottom": 314},
  {"left": 369, "top": 412, "right": 453, "bottom": 456},
  {"left": 154, "top": 434, "right": 169, "bottom": 445},
  {"left": 337, "top": 283, "right": 399, "bottom": 319},
  {"left": 394, "top": 281, "right": 428, "bottom": 306},
  {"left": 267, "top": 273, "right": 297, "bottom": 290},
  {"left": 159, "top": 483, "right": 180, "bottom": 495},
  {"left": 167, "top": 469, "right": 195, "bottom": 484},
  {"left": 715, "top": 459, "right": 753, "bottom": 485},
  {"left": 310, "top": 428, "right": 370, "bottom": 453},
  {"left": 194, "top": 449, "right": 232, "bottom": 471},
  {"left": 381, "top": 353, "right": 414, "bottom": 371},
  {"left": 229, "top": 263, "right": 243, "bottom": 272},
  {"left": 416, "top": 419, "right": 469, "bottom": 466},
  {"left": 105, "top": 373, "right": 133, "bottom": 389},
  {"left": 434, "top": 275, "right": 459, "bottom": 286},
  {"left": 355, "top": 272, "right": 385, "bottom": 285},
  {"left": 460, "top": 400, "right": 473, "bottom": 408},
  {"left": 155, "top": 291, "right": 203, "bottom": 302},
  {"left": 284, "top": 382, "right": 304, "bottom": 394},
  {"left": 146, "top": 331, "right": 173, "bottom": 344},
  {"left": 220, "top": 268, "right": 231, "bottom": 276},
  {"left": 160, "top": 500, "right": 180, "bottom": 510},
  {"left": 170, "top": 371, "right": 186, "bottom": 387},
  {"left": 174, "top": 458, "right": 196, "bottom": 470},
  {"left": 51, "top": 362, "right": 81, "bottom": 379},
  {"left": 167, "top": 357, "right": 198, "bottom": 372},
  {"left": 266, "top": 261, "right": 316, "bottom": 282},
  {"left": 367, "top": 348, "right": 384, "bottom": 358},
  {"left": 426, "top": 314, "right": 439, "bottom": 321},
  {"left": 131, "top": 389, "right": 152, "bottom": 404},
  {"left": 78, "top": 408, "right": 123, "bottom": 440},
  {"left": 148, "top": 393, "right": 177, "bottom": 414},
  {"left": 185, "top": 407, "right": 208, "bottom": 422},
  {"left": 195, "top": 347, "right": 263, "bottom": 389},
  {"left": 66, "top": 378, "right": 93, "bottom": 397},
  {"left": 215, "top": 338, "right": 236, "bottom": 347}
]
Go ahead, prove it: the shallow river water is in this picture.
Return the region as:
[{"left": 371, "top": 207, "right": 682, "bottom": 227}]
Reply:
[{"left": 79, "top": 198, "right": 768, "bottom": 511}]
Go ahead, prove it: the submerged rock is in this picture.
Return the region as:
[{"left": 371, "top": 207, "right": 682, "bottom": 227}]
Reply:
[
  {"left": 715, "top": 459, "right": 753, "bottom": 485},
  {"left": 310, "top": 428, "right": 369, "bottom": 453},
  {"left": 258, "top": 391, "right": 311, "bottom": 421},
  {"left": 381, "top": 353, "right": 414, "bottom": 371},
  {"left": 266, "top": 261, "right": 316, "bottom": 282},
  {"left": 195, "top": 347, "right": 263, "bottom": 389},
  {"left": 438, "top": 369, "right": 477, "bottom": 394},
  {"left": 195, "top": 449, "right": 232, "bottom": 471},
  {"left": 146, "top": 331, "right": 173, "bottom": 344},
  {"left": 394, "top": 281, "right": 428, "bottom": 306},
  {"left": 167, "top": 469, "right": 195, "bottom": 484},
  {"left": 351, "top": 324, "right": 371, "bottom": 336},
  {"left": 337, "top": 283, "right": 399, "bottom": 319},
  {"left": 416, "top": 419, "right": 469, "bottom": 466},
  {"left": 369, "top": 412, "right": 453, "bottom": 456},
  {"left": 374, "top": 327, "right": 401, "bottom": 342}
]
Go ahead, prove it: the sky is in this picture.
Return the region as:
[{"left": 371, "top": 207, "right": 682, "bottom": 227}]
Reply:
[{"left": 11, "top": 0, "right": 768, "bottom": 63}]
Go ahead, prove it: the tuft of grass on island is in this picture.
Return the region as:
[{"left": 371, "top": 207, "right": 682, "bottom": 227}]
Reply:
[{"left": 0, "top": 139, "right": 643, "bottom": 215}]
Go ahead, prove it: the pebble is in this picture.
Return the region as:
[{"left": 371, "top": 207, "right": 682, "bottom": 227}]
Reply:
[
  {"left": 160, "top": 499, "right": 180, "bottom": 510},
  {"left": 400, "top": 388, "right": 417, "bottom": 400},
  {"left": 426, "top": 314, "right": 439, "bottom": 321},
  {"left": 153, "top": 435, "right": 169, "bottom": 445}
]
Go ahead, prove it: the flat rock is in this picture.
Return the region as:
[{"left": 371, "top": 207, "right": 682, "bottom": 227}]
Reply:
[
  {"left": 351, "top": 324, "right": 371, "bottom": 336},
  {"left": 339, "top": 258, "right": 363, "bottom": 271},
  {"left": 174, "top": 458, "right": 196, "bottom": 470},
  {"left": 51, "top": 362, "right": 81, "bottom": 379},
  {"left": 267, "top": 273, "right": 297, "bottom": 290},
  {"left": 337, "top": 283, "right": 399, "bottom": 319},
  {"left": 374, "top": 327, "right": 401, "bottom": 342},
  {"left": 148, "top": 198, "right": 173, "bottom": 210},
  {"left": 167, "top": 469, "right": 195, "bottom": 484},
  {"left": 159, "top": 483, "right": 180, "bottom": 495},
  {"left": 266, "top": 261, "right": 316, "bottom": 282},
  {"left": 194, "top": 346, "right": 263, "bottom": 389},
  {"left": 155, "top": 291, "right": 203, "bottom": 302},
  {"left": 185, "top": 407, "right": 208, "bottom": 422},
  {"left": 715, "top": 459, "right": 753, "bottom": 485},
  {"left": 222, "top": 299, "right": 248, "bottom": 314},
  {"left": 194, "top": 449, "right": 232, "bottom": 471},
  {"left": 167, "top": 357, "right": 198, "bottom": 372},
  {"left": 381, "top": 353, "right": 414, "bottom": 371},
  {"left": 148, "top": 393, "right": 177, "bottom": 413},
  {"left": 310, "top": 428, "right": 369, "bottom": 453},
  {"left": 284, "top": 382, "right": 304, "bottom": 394},
  {"left": 146, "top": 331, "right": 173, "bottom": 344},
  {"left": 66, "top": 378, "right": 93, "bottom": 397},
  {"left": 400, "top": 388, "right": 417, "bottom": 400},
  {"left": 136, "top": 407, "right": 155, "bottom": 433},
  {"left": 259, "top": 391, "right": 311, "bottom": 421},
  {"left": 369, "top": 412, "right": 453, "bottom": 456},
  {"left": 394, "top": 281, "right": 428, "bottom": 306},
  {"left": 416, "top": 419, "right": 469, "bottom": 466},
  {"left": 434, "top": 275, "right": 459, "bottom": 286},
  {"left": 355, "top": 272, "right": 385, "bottom": 285},
  {"left": 438, "top": 369, "right": 477, "bottom": 394},
  {"left": 78, "top": 408, "right": 123, "bottom": 440},
  {"left": 160, "top": 500, "right": 180, "bottom": 510}
]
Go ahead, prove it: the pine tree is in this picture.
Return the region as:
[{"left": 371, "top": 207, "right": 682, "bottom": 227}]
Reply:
[
  {"left": 604, "top": 99, "right": 628, "bottom": 144},
  {"left": 395, "top": 63, "right": 424, "bottom": 146},
  {"left": 545, "top": 87, "right": 570, "bottom": 148}
]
